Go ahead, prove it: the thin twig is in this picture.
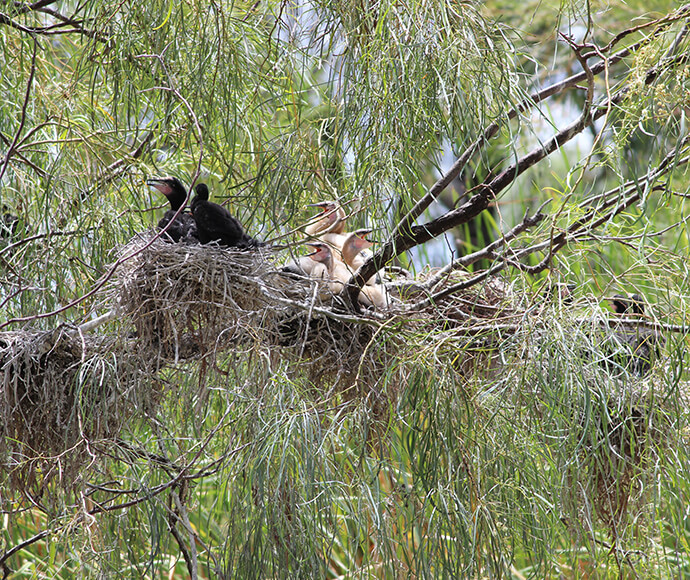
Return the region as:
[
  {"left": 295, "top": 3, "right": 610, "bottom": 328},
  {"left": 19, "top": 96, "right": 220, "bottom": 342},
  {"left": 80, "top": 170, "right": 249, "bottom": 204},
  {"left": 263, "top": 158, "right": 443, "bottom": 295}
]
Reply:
[
  {"left": 420, "top": 200, "right": 551, "bottom": 290},
  {"left": 351, "top": 32, "right": 690, "bottom": 295},
  {"left": 0, "top": 37, "right": 37, "bottom": 182}
]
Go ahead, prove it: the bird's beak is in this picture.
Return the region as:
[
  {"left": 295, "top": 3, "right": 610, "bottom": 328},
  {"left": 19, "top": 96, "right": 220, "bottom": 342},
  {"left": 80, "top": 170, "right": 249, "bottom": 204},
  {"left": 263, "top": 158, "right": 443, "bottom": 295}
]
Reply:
[
  {"left": 147, "top": 179, "right": 168, "bottom": 194},
  {"left": 305, "top": 242, "right": 321, "bottom": 257},
  {"left": 358, "top": 229, "right": 376, "bottom": 242},
  {"left": 306, "top": 202, "right": 328, "bottom": 213}
]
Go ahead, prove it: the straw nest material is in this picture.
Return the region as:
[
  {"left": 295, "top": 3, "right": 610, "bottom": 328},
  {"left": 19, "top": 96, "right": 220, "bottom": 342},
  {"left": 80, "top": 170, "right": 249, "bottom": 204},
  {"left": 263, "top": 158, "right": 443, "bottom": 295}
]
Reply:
[
  {"left": 4, "top": 230, "right": 667, "bottom": 499},
  {"left": 115, "top": 232, "right": 286, "bottom": 360},
  {"left": 0, "top": 327, "right": 153, "bottom": 493},
  {"left": 112, "top": 232, "right": 519, "bottom": 396},
  {"left": 3, "top": 232, "right": 515, "bottom": 494},
  {"left": 113, "top": 233, "right": 403, "bottom": 402}
]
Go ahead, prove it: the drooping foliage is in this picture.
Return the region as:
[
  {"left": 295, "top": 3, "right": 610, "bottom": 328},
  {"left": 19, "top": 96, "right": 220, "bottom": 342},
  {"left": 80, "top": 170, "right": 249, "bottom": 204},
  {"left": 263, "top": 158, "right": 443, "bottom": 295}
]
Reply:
[{"left": 2, "top": 0, "right": 690, "bottom": 577}]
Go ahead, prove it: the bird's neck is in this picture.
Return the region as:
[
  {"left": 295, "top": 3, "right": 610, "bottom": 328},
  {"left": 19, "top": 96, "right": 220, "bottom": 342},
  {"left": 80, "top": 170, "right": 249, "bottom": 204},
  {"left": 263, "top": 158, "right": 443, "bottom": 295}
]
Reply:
[
  {"left": 322, "top": 254, "right": 334, "bottom": 273},
  {"left": 170, "top": 190, "right": 188, "bottom": 211},
  {"left": 331, "top": 217, "right": 346, "bottom": 234},
  {"left": 341, "top": 241, "right": 367, "bottom": 266}
]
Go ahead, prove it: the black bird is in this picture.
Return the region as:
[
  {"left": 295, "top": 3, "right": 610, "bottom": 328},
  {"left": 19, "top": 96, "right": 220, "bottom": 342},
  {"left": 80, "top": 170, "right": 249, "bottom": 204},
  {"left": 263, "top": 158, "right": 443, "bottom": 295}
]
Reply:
[
  {"left": 0, "top": 206, "right": 19, "bottom": 241},
  {"left": 607, "top": 293, "right": 662, "bottom": 376},
  {"left": 611, "top": 293, "right": 645, "bottom": 315},
  {"left": 190, "top": 183, "right": 261, "bottom": 248},
  {"left": 147, "top": 177, "right": 199, "bottom": 243}
]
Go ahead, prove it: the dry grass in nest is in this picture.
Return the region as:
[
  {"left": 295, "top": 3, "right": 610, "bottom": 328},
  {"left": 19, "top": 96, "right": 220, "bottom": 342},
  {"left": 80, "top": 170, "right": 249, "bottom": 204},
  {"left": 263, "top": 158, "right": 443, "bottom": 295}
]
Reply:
[
  {"left": 0, "top": 234, "right": 525, "bottom": 487},
  {"left": 278, "top": 305, "right": 400, "bottom": 412},
  {"left": 114, "top": 232, "right": 285, "bottom": 360},
  {"left": 0, "top": 327, "right": 154, "bottom": 494},
  {"left": 112, "top": 234, "right": 522, "bottom": 395},
  {"left": 113, "top": 233, "right": 412, "bottom": 409}
]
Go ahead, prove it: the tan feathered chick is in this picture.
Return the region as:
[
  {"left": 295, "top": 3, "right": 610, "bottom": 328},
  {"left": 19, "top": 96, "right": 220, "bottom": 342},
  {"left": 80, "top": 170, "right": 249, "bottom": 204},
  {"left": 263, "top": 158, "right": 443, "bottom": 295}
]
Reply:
[
  {"left": 304, "top": 200, "right": 347, "bottom": 248},
  {"left": 306, "top": 242, "right": 389, "bottom": 310}
]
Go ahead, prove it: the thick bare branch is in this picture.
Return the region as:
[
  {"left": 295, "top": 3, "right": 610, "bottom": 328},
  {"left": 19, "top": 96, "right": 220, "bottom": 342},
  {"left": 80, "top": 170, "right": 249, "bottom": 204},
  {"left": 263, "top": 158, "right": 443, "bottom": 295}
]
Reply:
[
  {"left": 347, "top": 28, "right": 690, "bottom": 309},
  {"left": 390, "top": 5, "right": 690, "bottom": 241}
]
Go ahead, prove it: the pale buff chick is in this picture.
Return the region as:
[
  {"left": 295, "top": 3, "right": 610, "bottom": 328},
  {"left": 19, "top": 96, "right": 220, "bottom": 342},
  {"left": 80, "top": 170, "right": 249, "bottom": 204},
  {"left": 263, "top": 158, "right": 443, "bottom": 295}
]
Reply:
[
  {"left": 338, "top": 228, "right": 389, "bottom": 286},
  {"left": 304, "top": 200, "right": 347, "bottom": 249},
  {"left": 307, "top": 242, "right": 390, "bottom": 310},
  {"left": 282, "top": 241, "right": 334, "bottom": 278}
]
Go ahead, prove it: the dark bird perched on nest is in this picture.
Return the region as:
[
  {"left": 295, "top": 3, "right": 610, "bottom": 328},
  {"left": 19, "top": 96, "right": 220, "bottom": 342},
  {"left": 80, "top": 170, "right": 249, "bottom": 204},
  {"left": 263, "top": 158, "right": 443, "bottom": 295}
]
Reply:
[
  {"left": 147, "top": 177, "right": 199, "bottom": 243},
  {"left": 0, "top": 206, "right": 19, "bottom": 241},
  {"left": 607, "top": 293, "right": 662, "bottom": 376},
  {"left": 190, "top": 183, "right": 262, "bottom": 249}
]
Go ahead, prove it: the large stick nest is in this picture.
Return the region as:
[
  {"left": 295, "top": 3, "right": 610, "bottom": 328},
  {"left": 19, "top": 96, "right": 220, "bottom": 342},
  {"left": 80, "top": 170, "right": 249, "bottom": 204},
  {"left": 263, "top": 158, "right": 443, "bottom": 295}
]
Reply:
[
  {"left": 112, "top": 232, "right": 516, "bottom": 393},
  {"left": 0, "top": 327, "right": 154, "bottom": 493},
  {"left": 8, "top": 231, "right": 667, "bottom": 499},
  {"left": 1, "top": 233, "right": 516, "bottom": 494},
  {"left": 115, "top": 232, "right": 287, "bottom": 360}
]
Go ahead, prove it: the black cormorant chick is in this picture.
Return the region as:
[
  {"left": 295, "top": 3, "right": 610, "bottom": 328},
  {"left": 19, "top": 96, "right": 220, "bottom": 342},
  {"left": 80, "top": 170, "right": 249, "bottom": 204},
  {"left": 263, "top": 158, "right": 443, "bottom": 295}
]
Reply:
[
  {"left": 147, "top": 177, "right": 198, "bottom": 243},
  {"left": 0, "top": 206, "right": 19, "bottom": 241},
  {"left": 190, "top": 183, "right": 261, "bottom": 248},
  {"left": 607, "top": 293, "right": 662, "bottom": 376}
]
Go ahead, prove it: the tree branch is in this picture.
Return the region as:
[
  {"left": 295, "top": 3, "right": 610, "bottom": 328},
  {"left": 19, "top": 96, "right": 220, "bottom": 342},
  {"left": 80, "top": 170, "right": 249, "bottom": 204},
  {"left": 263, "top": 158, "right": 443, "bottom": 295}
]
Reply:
[
  {"left": 347, "top": 23, "right": 690, "bottom": 307},
  {"left": 3, "top": 1, "right": 108, "bottom": 42},
  {"left": 168, "top": 489, "right": 198, "bottom": 580},
  {"left": 419, "top": 200, "right": 551, "bottom": 291},
  {"left": 389, "top": 5, "right": 689, "bottom": 241},
  {"left": 0, "top": 37, "right": 37, "bottom": 183}
]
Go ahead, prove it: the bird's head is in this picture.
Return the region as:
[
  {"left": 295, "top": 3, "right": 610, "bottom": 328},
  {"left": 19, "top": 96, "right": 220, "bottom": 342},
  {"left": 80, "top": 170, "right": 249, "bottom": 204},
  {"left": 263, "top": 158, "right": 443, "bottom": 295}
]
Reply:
[
  {"left": 147, "top": 177, "right": 185, "bottom": 196},
  {"left": 307, "top": 200, "right": 337, "bottom": 214},
  {"left": 351, "top": 228, "right": 374, "bottom": 251},
  {"left": 306, "top": 200, "right": 346, "bottom": 233},
  {"left": 340, "top": 228, "right": 375, "bottom": 265},
  {"left": 305, "top": 241, "right": 332, "bottom": 267},
  {"left": 147, "top": 177, "right": 188, "bottom": 209},
  {"left": 194, "top": 183, "right": 210, "bottom": 202}
]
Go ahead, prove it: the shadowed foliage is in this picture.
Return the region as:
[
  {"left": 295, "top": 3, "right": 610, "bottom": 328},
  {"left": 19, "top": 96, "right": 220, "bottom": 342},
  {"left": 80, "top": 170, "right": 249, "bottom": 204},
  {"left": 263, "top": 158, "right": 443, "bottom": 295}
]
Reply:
[{"left": 1, "top": 0, "right": 690, "bottom": 578}]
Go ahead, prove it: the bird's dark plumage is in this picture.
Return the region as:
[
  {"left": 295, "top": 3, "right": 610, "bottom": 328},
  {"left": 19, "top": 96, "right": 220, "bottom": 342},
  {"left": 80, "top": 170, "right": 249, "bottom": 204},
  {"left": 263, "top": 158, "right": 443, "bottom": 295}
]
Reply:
[
  {"left": 0, "top": 206, "right": 19, "bottom": 241},
  {"left": 606, "top": 293, "right": 662, "bottom": 376},
  {"left": 611, "top": 293, "right": 645, "bottom": 315},
  {"left": 190, "top": 183, "right": 261, "bottom": 249},
  {"left": 147, "top": 177, "right": 198, "bottom": 243}
]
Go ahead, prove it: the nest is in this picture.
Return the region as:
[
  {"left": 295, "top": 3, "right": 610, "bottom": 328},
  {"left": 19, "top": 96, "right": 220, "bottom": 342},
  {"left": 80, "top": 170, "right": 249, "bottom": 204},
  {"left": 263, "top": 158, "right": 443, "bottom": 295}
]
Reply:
[
  {"left": 0, "top": 230, "right": 669, "bottom": 502},
  {"left": 112, "top": 233, "right": 521, "bottom": 399},
  {"left": 113, "top": 233, "right": 414, "bottom": 403},
  {"left": 115, "top": 232, "right": 286, "bottom": 359},
  {"left": 0, "top": 327, "right": 153, "bottom": 493}
]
